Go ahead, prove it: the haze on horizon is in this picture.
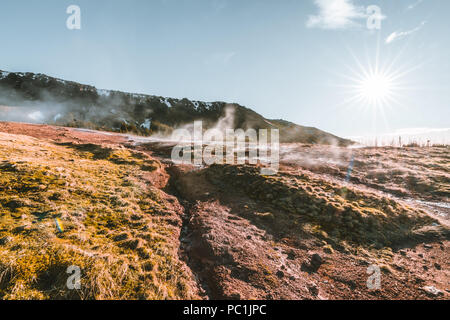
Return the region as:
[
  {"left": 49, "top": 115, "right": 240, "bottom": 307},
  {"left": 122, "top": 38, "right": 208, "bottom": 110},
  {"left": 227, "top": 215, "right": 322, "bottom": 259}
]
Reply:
[{"left": 0, "top": 0, "right": 448, "bottom": 140}]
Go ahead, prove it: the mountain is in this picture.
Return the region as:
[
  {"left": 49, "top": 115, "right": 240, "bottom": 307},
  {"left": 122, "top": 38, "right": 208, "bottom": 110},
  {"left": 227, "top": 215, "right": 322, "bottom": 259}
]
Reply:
[{"left": 0, "top": 70, "right": 352, "bottom": 145}]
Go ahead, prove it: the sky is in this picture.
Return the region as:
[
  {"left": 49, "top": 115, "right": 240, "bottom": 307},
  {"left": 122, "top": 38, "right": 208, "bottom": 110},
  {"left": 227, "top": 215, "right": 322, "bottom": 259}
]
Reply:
[{"left": 0, "top": 0, "right": 449, "bottom": 138}]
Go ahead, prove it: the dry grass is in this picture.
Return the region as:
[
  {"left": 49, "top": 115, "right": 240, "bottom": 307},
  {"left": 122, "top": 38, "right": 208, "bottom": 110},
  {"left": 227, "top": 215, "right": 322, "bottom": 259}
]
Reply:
[
  {"left": 206, "top": 164, "right": 444, "bottom": 248},
  {"left": 0, "top": 132, "right": 197, "bottom": 300},
  {"left": 280, "top": 145, "right": 449, "bottom": 202}
]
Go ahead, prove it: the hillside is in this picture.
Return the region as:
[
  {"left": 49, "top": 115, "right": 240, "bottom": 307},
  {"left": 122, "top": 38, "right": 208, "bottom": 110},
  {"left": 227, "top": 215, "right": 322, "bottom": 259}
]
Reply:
[
  {"left": 0, "top": 70, "right": 351, "bottom": 145},
  {"left": 0, "top": 122, "right": 447, "bottom": 300},
  {"left": 0, "top": 129, "right": 201, "bottom": 299}
]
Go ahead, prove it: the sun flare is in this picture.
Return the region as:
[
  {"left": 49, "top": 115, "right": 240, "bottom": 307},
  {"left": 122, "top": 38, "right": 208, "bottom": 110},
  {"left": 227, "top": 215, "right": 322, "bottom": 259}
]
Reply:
[
  {"left": 337, "top": 52, "right": 412, "bottom": 111},
  {"left": 359, "top": 73, "right": 393, "bottom": 102}
]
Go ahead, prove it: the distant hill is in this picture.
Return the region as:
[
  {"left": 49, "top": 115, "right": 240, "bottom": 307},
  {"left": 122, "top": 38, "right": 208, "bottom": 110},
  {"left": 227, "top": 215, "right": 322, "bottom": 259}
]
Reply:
[{"left": 0, "top": 70, "right": 352, "bottom": 145}]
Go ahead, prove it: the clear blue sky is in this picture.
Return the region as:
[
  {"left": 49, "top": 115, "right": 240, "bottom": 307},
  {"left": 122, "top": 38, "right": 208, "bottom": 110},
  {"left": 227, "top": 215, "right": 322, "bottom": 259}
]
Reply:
[{"left": 0, "top": 0, "right": 448, "bottom": 137}]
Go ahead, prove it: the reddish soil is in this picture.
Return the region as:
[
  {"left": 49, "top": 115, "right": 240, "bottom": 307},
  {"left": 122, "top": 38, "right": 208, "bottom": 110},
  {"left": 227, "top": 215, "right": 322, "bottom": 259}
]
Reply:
[{"left": 0, "top": 121, "right": 448, "bottom": 300}]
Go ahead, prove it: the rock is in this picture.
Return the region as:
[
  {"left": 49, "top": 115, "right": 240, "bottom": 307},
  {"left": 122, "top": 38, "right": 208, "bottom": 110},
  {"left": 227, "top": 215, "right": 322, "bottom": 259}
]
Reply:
[
  {"left": 424, "top": 244, "right": 433, "bottom": 249},
  {"left": 415, "top": 277, "right": 425, "bottom": 285},
  {"left": 137, "top": 247, "right": 150, "bottom": 259},
  {"left": 142, "top": 261, "right": 154, "bottom": 272},
  {"left": 394, "top": 264, "right": 405, "bottom": 272},
  {"left": 112, "top": 233, "right": 129, "bottom": 242},
  {"left": 434, "top": 263, "right": 441, "bottom": 270},
  {"left": 311, "top": 253, "right": 324, "bottom": 268},
  {"left": 119, "top": 238, "right": 142, "bottom": 250},
  {"left": 400, "top": 250, "right": 407, "bottom": 256},
  {"left": 323, "top": 246, "right": 334, "bottom": 254},
  {"left": 276, "top": 271, "right": 284, "bottom": 278},
  {"left": 302, "top": 253, "right": 324, "bottom": 273},
  {"left": 12, "top": 225, "right": 32, "bottom": 234},
  {"left": 308, "top": 284, "right": 319, "bottom": 296},
  {"left": 357, "top": 259, "right": 370, "bottom": 266},
  {"left": 130, "top": 214, "right": 142, "bottom": 221},
  {"left": 6, "top": 199, "right": 25, "bottom": 210},
  {"left": 286, "top": 250, "right": 296, "bottom": 260},
  {"left": 422, "top": 286, "right": 443, "bottom": 297},
  {"left": 0, "top": 236, "right": 12, "bottom": 245}
]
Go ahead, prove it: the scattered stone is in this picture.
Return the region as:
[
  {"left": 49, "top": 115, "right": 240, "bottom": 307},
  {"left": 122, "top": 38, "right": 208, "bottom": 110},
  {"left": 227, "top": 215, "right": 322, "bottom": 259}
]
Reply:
[
  {"left": 286, "top": 250, "right": 296, "bottom": 260},
  {"left": 347, "top": 280, "right": 357, "bottom": 290},
  {"left": 421, "top": 286, "right": 443, "bottom": 297},
  {"left": 311, "top": 253, "right": 324, "bottom": 268},
  {"left": 323, "top": 245, "right": 334, "bottom": 254},
  {"left": 49, "top": 192, "right": 63, "bottom": 201},
  {"left": 424, "top": 244, "right": 433, "bottom": 249},
  {"left": 0, "top": 236, "right": 12, "bottom": 245},
  {"left": 302, "top": 253, "right": 324, "bottom": 273},
  {"left": 142, "top": 261, "right": 154, "bottom": 272},
  {"left": 12, "top": 225, "right": 31, "bottom": 234},
  {"left": 130, "top": 214, "right": 142, "bottom": 221},
  {"left": 415, "top": 277, "right": 425, "bottom": 285},
  {"left": 6, "top": 199, "right": 25, "bottom": 211},
  {"left": 394, "top": 264, "right": 405, "bottom": 272},
  {"left": 119, "top": 238, "right": 141, "bottom": 250},
  {"left": 137, "top": 247, "right": 150, "bottom": 259},
  {"left": 357, "top": 259, "right": 370, "bottom": 266},
  {"left": 112, "top": 233, "right": 129, "bottom": 242},
  {"left": 276, "top": 271, "right": 284, "bottom": 278},
  {"left": 400, "top": 250, "right": 407, "bottom": 256},
  {"left": 418, "top": 253, "right": 424, "bottom": 258},
  {"left": 434, "top": 263, "right": 441, "bottom": 270},
  {"left": 308, "top": 284, "right": 319, "bottom": 296}
]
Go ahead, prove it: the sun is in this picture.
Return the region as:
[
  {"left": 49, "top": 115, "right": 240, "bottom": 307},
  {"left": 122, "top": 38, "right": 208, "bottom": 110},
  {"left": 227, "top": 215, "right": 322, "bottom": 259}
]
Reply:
[
  {"left": 336, "top": 54, "right": 409, "bottom": 111},
  {"left": 359, "top": 73, "right": 393, "bottom": 102}
]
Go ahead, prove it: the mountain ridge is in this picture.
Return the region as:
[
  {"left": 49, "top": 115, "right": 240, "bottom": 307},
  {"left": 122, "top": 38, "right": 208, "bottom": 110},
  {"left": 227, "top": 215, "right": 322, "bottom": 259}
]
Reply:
[{"left": 0, "top": 69, "right": 352, "bottom": 145}]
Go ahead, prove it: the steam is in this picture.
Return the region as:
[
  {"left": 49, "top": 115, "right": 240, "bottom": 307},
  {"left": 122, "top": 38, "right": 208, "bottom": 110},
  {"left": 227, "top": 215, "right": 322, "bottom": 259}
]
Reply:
[
  {"left": 0, "top": 84, "right": 147, "bottom": 129},
  {"left": 213, "top": 105, "right": 235, "bottom": 133}
]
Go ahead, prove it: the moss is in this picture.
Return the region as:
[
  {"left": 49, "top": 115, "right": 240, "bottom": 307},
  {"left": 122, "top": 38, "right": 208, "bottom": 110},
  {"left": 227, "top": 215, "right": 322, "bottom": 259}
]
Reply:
[
  {"left": 206, "top": 164, "right": 439, "bottom": 247},
  {"left": 0, "top": 134, "right": 197, "bottom": 300},
  {"left": 323, "top": 244, "right": 334, "bottom": 254}
]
